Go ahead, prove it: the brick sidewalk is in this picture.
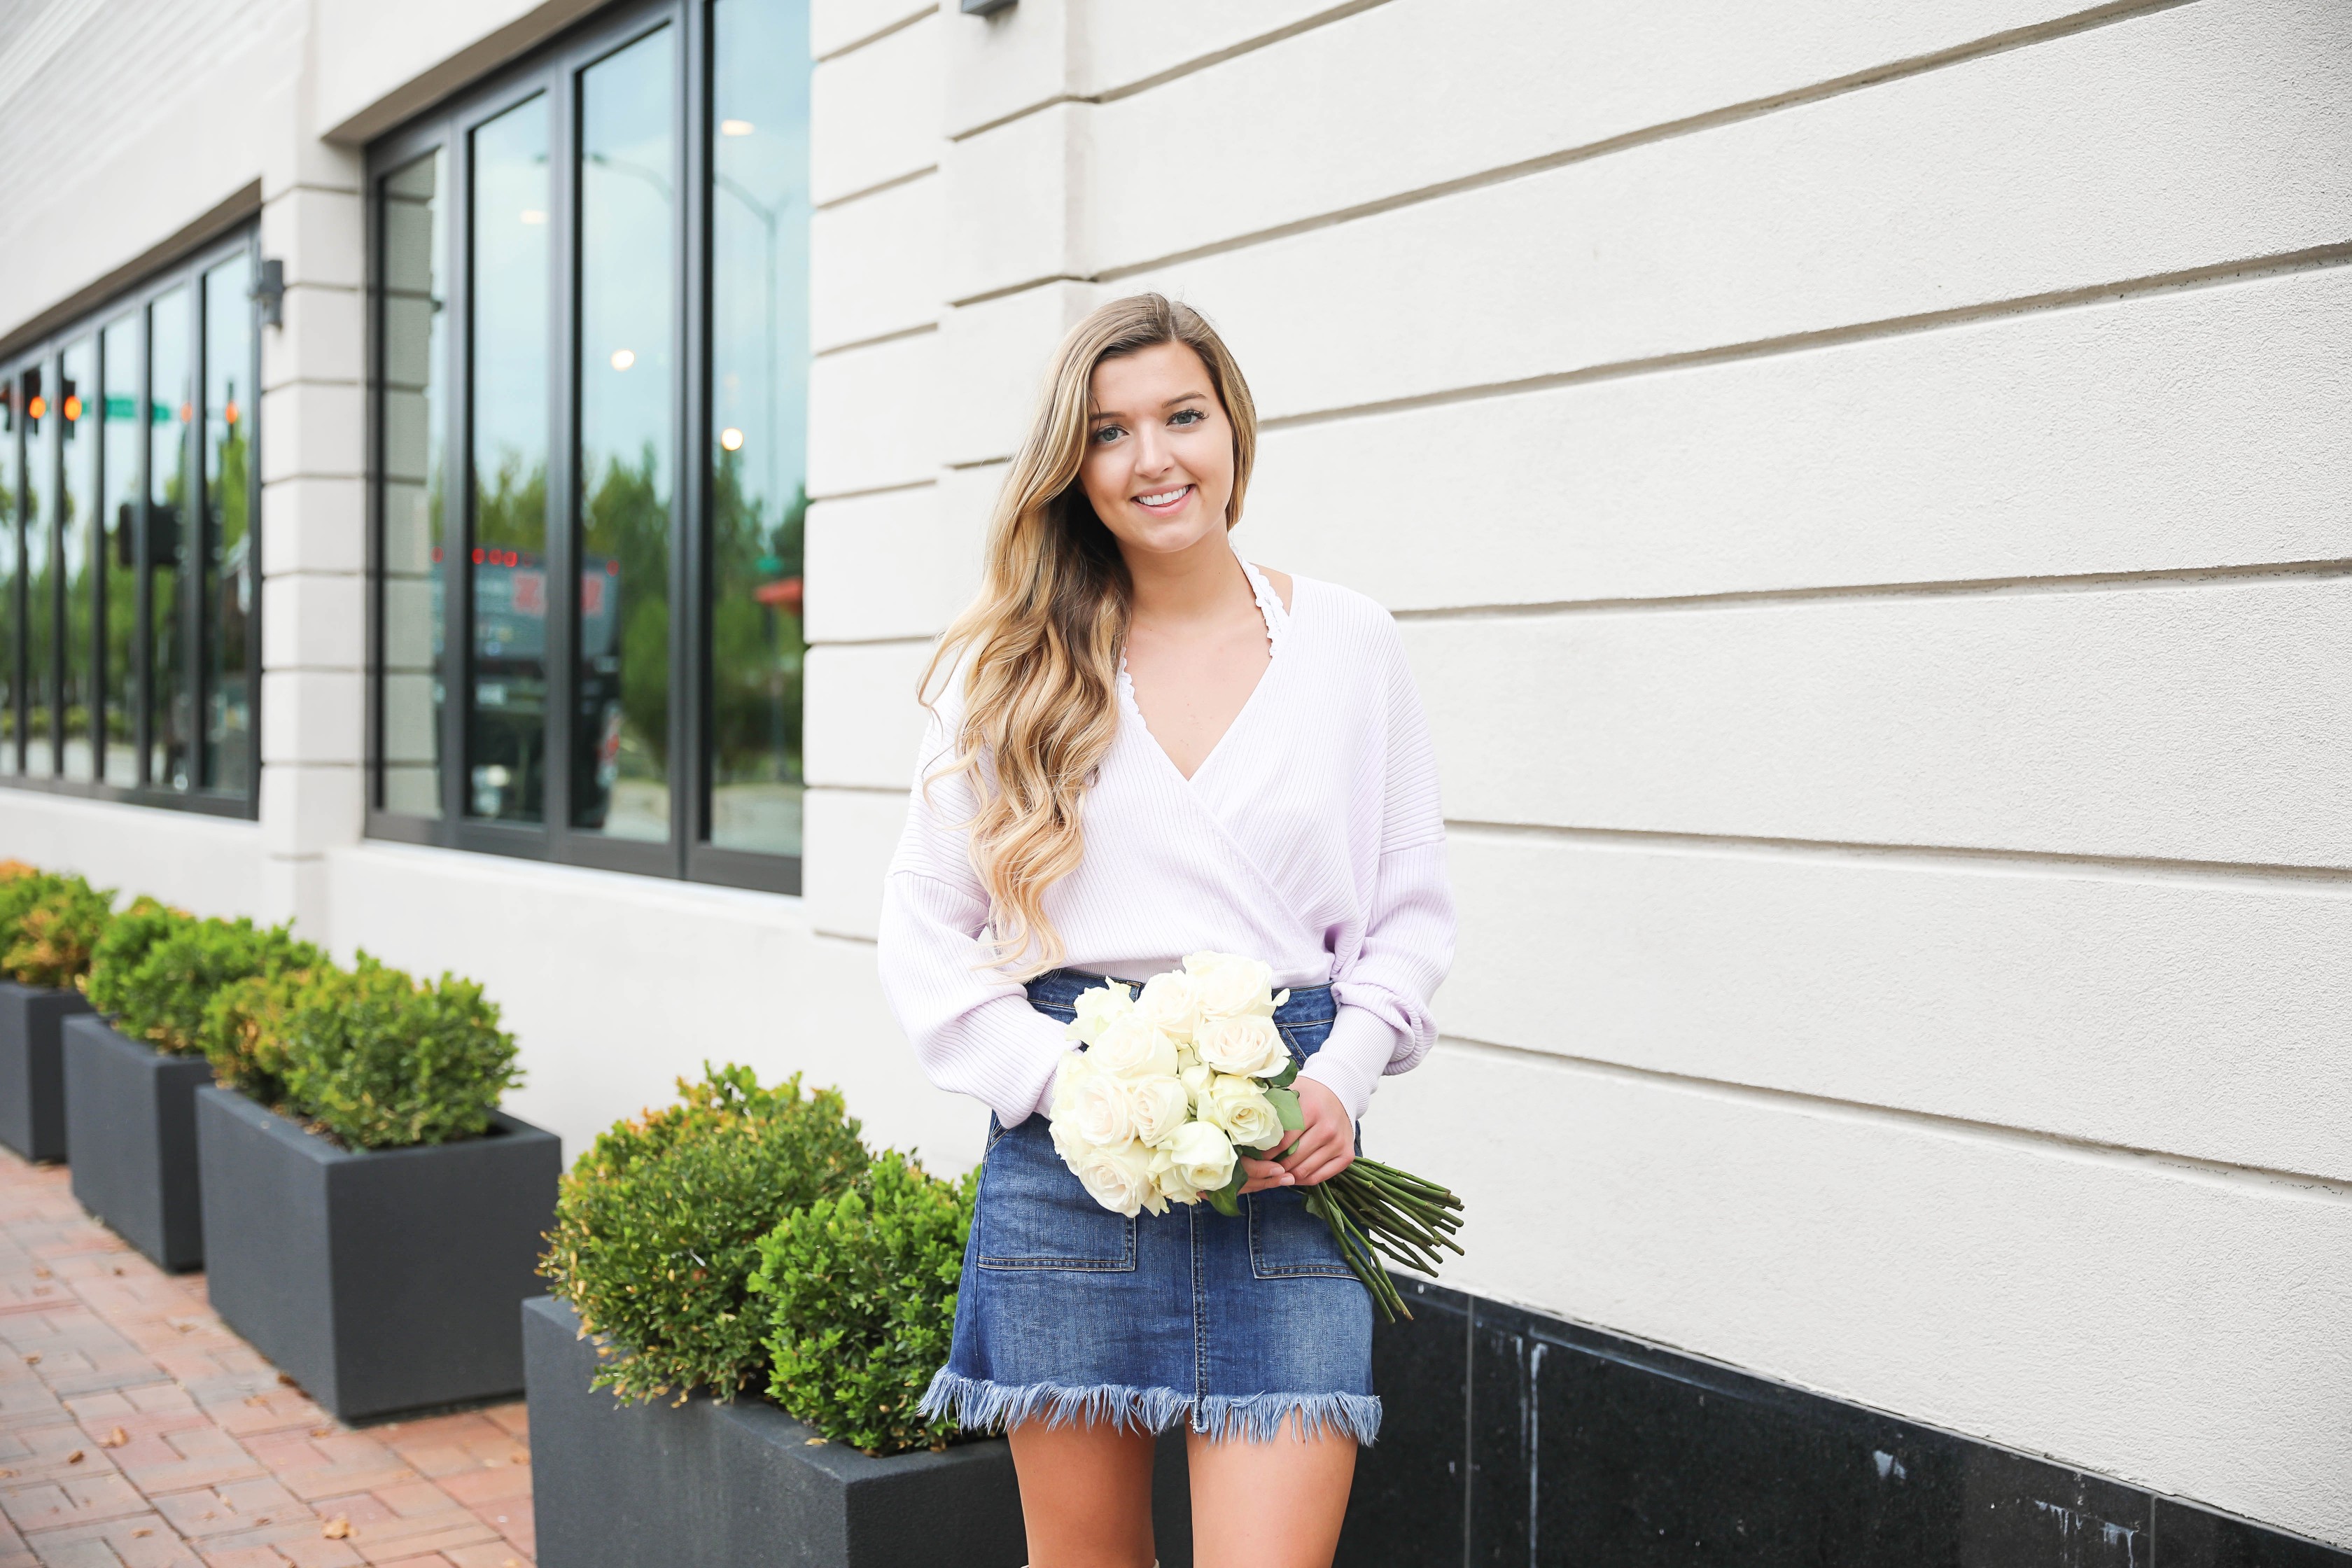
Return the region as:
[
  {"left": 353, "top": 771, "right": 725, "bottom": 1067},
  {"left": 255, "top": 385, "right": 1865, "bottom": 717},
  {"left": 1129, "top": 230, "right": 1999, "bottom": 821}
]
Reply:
[{"left": 0, "top": 1150, "right": 535, "bottom": 1568}]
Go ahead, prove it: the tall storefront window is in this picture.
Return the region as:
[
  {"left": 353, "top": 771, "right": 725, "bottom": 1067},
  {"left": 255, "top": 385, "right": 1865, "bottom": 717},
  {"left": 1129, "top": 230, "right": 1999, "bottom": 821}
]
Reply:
[
  {"left": 369, "top": 0, "right": 809, "bottom": 892},
  {"left": 0, "top": 232, "right": 261, "bottom": 812}
]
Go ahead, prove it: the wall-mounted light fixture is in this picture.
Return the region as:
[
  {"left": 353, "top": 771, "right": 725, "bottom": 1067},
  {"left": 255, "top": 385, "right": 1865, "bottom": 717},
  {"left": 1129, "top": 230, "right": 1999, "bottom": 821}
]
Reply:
[
  {"left": 962, "top": 0, "right": 1015, "bottom": 13},
  {"left": 251, "top": 257, "right": 286, "bottom": 328}
]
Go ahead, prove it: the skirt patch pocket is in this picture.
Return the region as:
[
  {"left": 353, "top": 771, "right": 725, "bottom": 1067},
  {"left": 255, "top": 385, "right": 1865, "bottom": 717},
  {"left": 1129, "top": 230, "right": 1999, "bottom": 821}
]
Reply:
[
  {"left": 1247, "top": 1186, "right": 1357, "bottom": 1280},
  {"left": 976, "top": 1119, "right": 1138, "bottom": 1272}
]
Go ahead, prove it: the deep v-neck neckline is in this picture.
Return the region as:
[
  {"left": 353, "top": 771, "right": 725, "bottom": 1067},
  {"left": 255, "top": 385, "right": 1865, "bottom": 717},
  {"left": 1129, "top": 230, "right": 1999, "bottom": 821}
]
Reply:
[{"left": 1117, "top": 554, "right": 1290, "bottom": 786}]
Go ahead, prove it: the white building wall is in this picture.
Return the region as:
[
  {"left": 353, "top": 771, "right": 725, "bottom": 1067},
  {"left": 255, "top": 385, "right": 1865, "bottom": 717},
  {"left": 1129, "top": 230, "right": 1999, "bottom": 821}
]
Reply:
[{"left": 0, "top": 0, "right": 2346, "bottom": 1546}]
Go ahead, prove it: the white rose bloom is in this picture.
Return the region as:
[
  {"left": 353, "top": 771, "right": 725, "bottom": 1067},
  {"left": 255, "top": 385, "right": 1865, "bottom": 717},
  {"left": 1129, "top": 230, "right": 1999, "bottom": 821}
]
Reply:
[
  {"left": 1161, "top": 1120, "right": 1238, "bottom": 1194},
  {"left": 1134, "top": 969, "right": 1203, "bottom": 1040},
  {"left": 1049, "top": 1109, "right": 1090, "bottom": 1170},
  {"left": 1174, "top": 1042, "right": 1200, "bottom": 1073},
  {"left": 1067, "top": 1068, "right": 1138, "bottom": 1147},
  {"left": 1076, "top": 1140, "right": 1161, "bottom": 1218},
  {"left": 1194, "top": 1014, "right": 1289, "bottom": 1079},
  {"left": 1088, "top": 1013, "right": 1180, "bottom": 1080},
  {"left": 1126, "top": 1074, "right": 1191, "bottom": 1146},
  {"left": 1149, "top": 1144, "right": 1207, "bottom": 1206},
  {"left": 1179, "top": 1062, "right": 1214, "bottom": 1112},
  {"left": 1202, "top": 1074, "right": 1286, "bottom": 1150},
  {"left": 1065, "top": 983, "right": 1136, "bottom": 1044},
  {"left": 1184, "top": 951, "right": 1279, "bottom": 1020}
]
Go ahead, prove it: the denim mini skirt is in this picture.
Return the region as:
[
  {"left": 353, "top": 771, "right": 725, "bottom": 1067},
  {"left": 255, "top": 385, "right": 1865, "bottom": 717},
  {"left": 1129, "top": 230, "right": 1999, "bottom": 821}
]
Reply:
[{"left": 918, "top": 968, "right": 1378, "bottom": 1445}]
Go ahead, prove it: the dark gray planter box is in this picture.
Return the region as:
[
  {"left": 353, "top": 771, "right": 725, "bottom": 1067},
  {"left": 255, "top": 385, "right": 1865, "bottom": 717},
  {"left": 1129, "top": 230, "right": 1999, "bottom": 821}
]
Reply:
[
  {"left": 0, "top": 981, "right": 93, "bottom": 1162},
  {"left": 197, "top": 1087, "right": 560, "bottom": 1421},
  {"left": 63, "top": 1016, "right": 211, "bottom": 1270},
  {"left": 525, "top": 1295, "right": 1030, "bottom": 1568}
]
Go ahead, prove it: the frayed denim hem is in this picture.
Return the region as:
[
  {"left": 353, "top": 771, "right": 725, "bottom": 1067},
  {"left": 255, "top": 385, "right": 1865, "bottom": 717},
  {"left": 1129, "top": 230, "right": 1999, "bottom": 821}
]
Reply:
[{"left": 919, "top": 1369, "right": 1382, "bottom": 1446}]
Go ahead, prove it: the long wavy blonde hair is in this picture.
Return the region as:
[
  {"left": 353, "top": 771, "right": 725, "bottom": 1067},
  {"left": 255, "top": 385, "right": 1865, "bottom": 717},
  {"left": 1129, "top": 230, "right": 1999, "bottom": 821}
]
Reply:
[{"left": 920, "top": 294, "right": 1259, "bottom": 975}]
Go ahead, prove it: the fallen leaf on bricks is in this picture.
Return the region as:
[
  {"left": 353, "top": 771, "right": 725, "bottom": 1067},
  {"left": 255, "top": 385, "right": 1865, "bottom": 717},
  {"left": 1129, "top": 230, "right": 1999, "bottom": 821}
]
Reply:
[
  {"left": 132, "top": 1528, "right": 150, "bottom": 1538},
  {"left": 99, "top": 1428, "right": 127, "bottom": 1448},
  {"left": 22, "top": 1354, "right": 36, "bottom": 1365},
  {"left": 309, "top": 1427, "right": 334, "bottom": 1438},
  {"left": 0, "top": 1468, "right": 15, "bottom": 1478},
  {"left": 65, "top": 1450, "right": 83, "bottom": 1464},
  {"left": 321, "top": 1518, "right": 351, "bottom": 1539},
  {"left": 277, "top": 1373, "right": 298, "bottom": 1387}
]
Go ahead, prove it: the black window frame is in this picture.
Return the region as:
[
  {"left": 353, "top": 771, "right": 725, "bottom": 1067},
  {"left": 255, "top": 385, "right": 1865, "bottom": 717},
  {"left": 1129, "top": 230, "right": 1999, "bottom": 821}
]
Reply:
[
  {"left": 0, "top": 228, "right": 264, "bottom": 819},
  {"left": 364, "top": 0, "right": 804, "bottom": 895}
]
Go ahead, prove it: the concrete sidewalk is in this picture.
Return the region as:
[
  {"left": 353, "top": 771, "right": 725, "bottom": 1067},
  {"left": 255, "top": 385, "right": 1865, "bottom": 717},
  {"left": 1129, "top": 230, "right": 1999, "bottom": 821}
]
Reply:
[{"left": 0, "top": 1150, "right": 535, "bottom": 1568}]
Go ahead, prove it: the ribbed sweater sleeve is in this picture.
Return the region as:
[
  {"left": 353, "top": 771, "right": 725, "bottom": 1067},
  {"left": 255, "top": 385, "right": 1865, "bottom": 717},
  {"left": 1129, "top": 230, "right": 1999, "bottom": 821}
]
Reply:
[
  {"left": 876, "top": 706, "right": 1074, "bottom": 1128},
  {"left": 1299, "top": 617, "right": 1457, "bottom": 1119}
]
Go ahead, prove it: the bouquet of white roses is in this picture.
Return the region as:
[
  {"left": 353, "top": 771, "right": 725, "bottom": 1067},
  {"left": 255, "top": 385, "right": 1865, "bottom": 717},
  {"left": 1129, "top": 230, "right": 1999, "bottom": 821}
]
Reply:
[{"left": 1046, "top": 951, "right": 1462, "bottom": 1323}]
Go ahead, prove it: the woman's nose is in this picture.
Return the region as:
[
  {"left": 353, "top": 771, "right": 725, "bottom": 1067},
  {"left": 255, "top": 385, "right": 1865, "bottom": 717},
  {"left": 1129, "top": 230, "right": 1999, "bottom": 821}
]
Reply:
[{"left": 1130, "top": 422, "right": 1172, "bottom": 475}]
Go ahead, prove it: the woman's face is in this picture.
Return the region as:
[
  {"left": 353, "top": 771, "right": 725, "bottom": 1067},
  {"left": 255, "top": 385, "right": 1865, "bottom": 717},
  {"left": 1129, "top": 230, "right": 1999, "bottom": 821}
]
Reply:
[{"left": 1079, "top": 340, "right": 1236, "bottom": 559}]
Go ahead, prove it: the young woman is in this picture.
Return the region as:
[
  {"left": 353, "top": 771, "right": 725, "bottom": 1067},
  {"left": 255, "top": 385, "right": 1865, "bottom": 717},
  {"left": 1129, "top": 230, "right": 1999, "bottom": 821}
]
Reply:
[{"left": 877, "top": 294, "right": 1454, "bottom": 1568}]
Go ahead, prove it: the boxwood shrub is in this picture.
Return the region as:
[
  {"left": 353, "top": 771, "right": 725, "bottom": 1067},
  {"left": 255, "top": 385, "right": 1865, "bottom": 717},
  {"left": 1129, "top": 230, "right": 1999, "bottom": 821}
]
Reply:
[
  {"left": 0, "top": 872, "right": 115, "bottom": 990},
  {"left": 540, "top": 1065, "right": 868, "bottom": 1404},
  {"left": 94, "top": 913, "right": 321, "bottom": 1058},
  {"left": 270, "top": 956, "right": 519, "bottom": 1149},
  {"left": 750, "top": 1152, "right": 975, "bottom": 1455}
]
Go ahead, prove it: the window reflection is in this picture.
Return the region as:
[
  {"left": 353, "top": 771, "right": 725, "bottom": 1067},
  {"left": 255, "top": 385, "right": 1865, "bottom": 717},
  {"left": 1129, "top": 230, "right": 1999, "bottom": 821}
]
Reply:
[
  {"left": 0, "top": 378, "right": 15, "bottom": 775},
  {"left": 380, "top": 151, "right": 446, "bottom": 818},
  {"left": 23, "top": 363, "right": 53, "bottom": 778},
  {"left": 708, "top": 0, "right": 809, "bottom": 858},
  {"left": 150, "top": 287, "right": 192, "bottom": 790},
  {"left": 575, "top": 25, "right": 676, "bottom": 842},
  {"left": 100, "top": 318, "right": 139, "bottom": 784},
  {"left": 468, "top": 97, "right": 551, "bottom": 823},
  {"left": 60, "top": 340, "right": 97, "bottom": 781},
  {"left": 201, "top": 256, "right": 253, "bottom": 794}
]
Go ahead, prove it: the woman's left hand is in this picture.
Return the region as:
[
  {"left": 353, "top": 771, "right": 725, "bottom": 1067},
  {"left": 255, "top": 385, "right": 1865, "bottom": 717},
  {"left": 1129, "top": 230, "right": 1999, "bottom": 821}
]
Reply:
[{"left": 1236, "top": 1076, "right": 1354, "bottom": 1193}]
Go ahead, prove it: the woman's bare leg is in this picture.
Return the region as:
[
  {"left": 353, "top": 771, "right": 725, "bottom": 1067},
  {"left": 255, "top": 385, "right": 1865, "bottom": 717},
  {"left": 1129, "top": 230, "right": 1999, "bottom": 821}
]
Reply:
[
  {"left": 1007, "top": 1418, "right": 1158, "bottom": 1568},
  {"left": 1186, "top": 1415, "right": 1357, "bottom": 1568}
]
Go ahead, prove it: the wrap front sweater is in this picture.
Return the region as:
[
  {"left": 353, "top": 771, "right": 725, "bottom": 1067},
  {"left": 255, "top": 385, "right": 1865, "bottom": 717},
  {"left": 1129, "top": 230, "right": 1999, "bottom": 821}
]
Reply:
[{"left": 877, "top": 552, "right": 1456, "bottom": 1127}]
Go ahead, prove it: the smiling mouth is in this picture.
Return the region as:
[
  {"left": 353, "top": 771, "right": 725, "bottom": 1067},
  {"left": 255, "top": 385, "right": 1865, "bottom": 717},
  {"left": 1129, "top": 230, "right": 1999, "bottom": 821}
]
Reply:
[{"left": 1134, "top": 484, "right": 1192, "bottom": 510}]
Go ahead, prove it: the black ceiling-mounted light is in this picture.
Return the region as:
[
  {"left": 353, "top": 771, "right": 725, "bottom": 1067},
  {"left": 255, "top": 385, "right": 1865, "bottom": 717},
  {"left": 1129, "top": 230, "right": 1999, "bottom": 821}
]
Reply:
[{"left": 962, "top": 0, "right": 1016, "bottom": 13}]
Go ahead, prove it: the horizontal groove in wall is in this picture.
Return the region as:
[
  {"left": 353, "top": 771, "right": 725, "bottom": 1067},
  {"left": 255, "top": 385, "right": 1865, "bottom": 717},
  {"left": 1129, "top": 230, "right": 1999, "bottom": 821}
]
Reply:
[
  {"left": 805, "top": 780, "right": 910, "bottom": 796},
  {"left": 1095, "top": 0, "right": 1398, "bottom": 106},
  {"left": 812, "top": 320, "right": 939, "bottom": 359},
  {"left": 813, "top": 927, "right": 880, "bottom": 946},
  {"left": 810, "top": 164, "right": 936, "bottom": 213},
  {"left": 1432, "top": 1033, "right": 2352, "bottom": 1203},
  {"left": 1091, "top": 0, "right": 2188, "bottom": 285},
  {"left": 1444, "top": 820, "right": 2352, "bottom": 890},
  {"left": 948, "top": 272, "right": 1088, "bottom": 310},
  {"left": 806, "top": 477, "right": 936, "bottom": 504},
  {"left": 813, "top": 3, "right": 934, "bottom": 64},
  {"left": 1261, "top": 242, "right": 2352, "bottom": 432},
  {"left": 1391, "top": 556, "right": 2352, "bottom": 623},
  {"left": 949, "top": 94, "right": 1084, "bottom": 144},
  {"left": 944, "top": 455, "right": 1011, "bottom": 472},
  {"left": 804, "top": 631, "right": 936, "bottom": 650},
  {"left": 945, "top": 0, "right": 1400, "bottom": 143}
]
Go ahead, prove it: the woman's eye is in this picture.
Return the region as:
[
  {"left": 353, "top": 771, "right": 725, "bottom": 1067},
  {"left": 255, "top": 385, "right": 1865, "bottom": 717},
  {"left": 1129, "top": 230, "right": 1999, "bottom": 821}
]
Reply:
[
  {"left": 1170, "top": 409, "right": 1205, "bottom": 427},
  {"left": 1091, "top": 425, "right": 1124, "bottom": 444}
]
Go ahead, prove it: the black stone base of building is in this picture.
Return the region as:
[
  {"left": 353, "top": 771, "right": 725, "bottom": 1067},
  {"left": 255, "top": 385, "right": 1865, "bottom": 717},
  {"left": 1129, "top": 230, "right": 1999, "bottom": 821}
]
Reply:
[{"left": 1305, "top": 1278, "right": 2347, "bottom": 1568}]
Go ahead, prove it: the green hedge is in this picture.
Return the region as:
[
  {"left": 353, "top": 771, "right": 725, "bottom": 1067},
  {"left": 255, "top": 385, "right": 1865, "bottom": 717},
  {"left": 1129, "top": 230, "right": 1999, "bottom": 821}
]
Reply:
[
  {"left": 751, "top": 1152, "right": 974, "bottom": 1455},
  {"left": 0, "top": 867, "right": 115, "bottom": 990},
  {"left": 540, "top": 1065, "right": 868, "bottom": 1405},
  {"left": 18, "top": 862, "right": 520, "bottom": 1154}
]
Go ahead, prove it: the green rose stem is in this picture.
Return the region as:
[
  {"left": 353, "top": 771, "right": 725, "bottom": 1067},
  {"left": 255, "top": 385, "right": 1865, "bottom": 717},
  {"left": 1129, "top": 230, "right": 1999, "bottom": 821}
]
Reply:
[{"left": 1209, "top": 1077, "right": 1466, "bottom": 1323}]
